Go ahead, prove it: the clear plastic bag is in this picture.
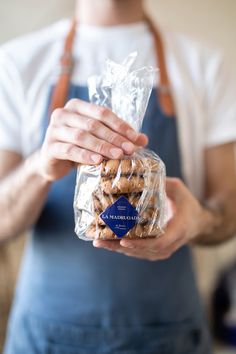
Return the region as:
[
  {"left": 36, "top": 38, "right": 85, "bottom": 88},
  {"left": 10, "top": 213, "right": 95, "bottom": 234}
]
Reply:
[{"left": 74, "top": 53, "right": 167, "bottom": 240}]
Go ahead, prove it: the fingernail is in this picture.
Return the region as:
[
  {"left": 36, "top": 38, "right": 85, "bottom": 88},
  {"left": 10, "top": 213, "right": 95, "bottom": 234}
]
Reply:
[
  {"left": 136, "top": 133, "right": 148, "bottom": 146},
  {"left": 127, "top": 129, "right": 138, "bottom": 141},
  {"left": 110, "top": 148, "right": 122, "bottom": 158},
  {"left": 91, "top": 154, "right": 102, "bottom": 164},
  {"left": 121, "top": 142, "right": 134, "bottom": 154}
]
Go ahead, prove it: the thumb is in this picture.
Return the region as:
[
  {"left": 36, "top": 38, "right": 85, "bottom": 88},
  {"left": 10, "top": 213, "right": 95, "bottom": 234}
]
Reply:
[{"left": 165, "top": 177, "right": 184, "bottom": 203}]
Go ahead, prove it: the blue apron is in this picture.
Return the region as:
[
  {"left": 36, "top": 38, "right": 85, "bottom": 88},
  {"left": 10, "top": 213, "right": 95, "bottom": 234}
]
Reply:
[{"left": 4, "top": 85, "right": 212, "bottom": 354}]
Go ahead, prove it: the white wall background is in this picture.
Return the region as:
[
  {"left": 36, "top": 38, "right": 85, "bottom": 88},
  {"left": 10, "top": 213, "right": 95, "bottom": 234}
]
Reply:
[
  {"left": 0, "top": 0, "right": 236, "bottom": 72},
  {"left": 148, "top": 0, "right": 236, "bottom": 69}
]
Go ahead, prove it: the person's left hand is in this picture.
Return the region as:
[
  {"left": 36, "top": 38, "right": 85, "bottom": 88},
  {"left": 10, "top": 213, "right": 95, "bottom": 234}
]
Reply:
[{"left": 93, "top": 177, "right": 206, "bottom": 261}]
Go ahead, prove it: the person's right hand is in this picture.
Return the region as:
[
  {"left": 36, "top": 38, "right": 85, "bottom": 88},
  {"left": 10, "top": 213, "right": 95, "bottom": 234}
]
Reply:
[{"left": 38, "top": 99, "right": 148, "bottom": 181}]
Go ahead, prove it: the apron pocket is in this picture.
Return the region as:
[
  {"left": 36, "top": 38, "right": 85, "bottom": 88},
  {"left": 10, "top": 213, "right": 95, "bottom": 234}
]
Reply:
[{"left": 25, "top": 312, "right": 210, "bottom": 354}]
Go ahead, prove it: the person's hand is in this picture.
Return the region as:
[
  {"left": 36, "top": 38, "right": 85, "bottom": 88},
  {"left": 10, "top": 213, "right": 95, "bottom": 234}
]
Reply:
[
  {"left": 38, "top": 99, "right": 148, "bottom": 181},
  {"left": 93, "top": 177, "right": 207, "bottom": 261}
]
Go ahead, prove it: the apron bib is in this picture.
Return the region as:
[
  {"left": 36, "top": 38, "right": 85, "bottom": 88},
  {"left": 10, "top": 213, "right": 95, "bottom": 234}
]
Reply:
[{"left": 4, "top": 85, "right": 212, "bottom": 354}]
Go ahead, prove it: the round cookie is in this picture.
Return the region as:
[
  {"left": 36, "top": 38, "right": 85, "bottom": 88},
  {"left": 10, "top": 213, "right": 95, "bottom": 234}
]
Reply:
[
  {"left": 92, "top": 189, "right": 115, "bottom": 211},
  {"left": 101, "top": 158, "right": 159, "bottom": 176},
  {"left": 100, "top": 176, "right": 145, "bottom": 194}
]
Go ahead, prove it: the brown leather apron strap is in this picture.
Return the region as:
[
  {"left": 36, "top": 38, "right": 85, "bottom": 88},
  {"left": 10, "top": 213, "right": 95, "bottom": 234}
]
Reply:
[
  {"left": 49, "top": 19, "right": 76, "bottom": 114},
  {"left": 144, "top": 16, "right": 175, "bottom": 117},
  {"left": 50, "top": 17, "right": 175, "bottom": 117}
]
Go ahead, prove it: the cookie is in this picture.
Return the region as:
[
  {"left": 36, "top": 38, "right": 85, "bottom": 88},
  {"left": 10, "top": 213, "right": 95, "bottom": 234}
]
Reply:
[
  {"left": 92, "top": 190, "right": 115, "bottom": 211},
  {"left": 92, "top": 190, "right": 140, "bottom": 212},
  {"left": 100, "top": 176, "right": 145, "bottom": 194},
  {"left": 101, "top": 158, "right": 159, "bottom": 176},
  {"left": 138, "top": 208, "right": 160, "bottom": 224},
  {"left": 86, "top": 224, "right": 115, "bottom": 240}
]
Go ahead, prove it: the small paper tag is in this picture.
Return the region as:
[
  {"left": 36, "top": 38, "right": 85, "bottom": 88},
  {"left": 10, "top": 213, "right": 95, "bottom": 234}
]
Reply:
[{"left": 100, "top": 196, "right": 138, "bottom": 238}]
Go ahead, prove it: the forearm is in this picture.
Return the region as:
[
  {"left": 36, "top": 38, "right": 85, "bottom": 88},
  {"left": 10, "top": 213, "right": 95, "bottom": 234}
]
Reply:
[
  {"left": 0, "top": 151, "right": 51, "bottom": 241},
  {"left": 193, "top": 191, "right": 236, "bottom": 246}
]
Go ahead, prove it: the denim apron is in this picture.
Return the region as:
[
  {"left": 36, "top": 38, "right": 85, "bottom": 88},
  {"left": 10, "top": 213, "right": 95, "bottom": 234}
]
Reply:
[{"left": 4, "top": 85, "right": 212, "bottom": 354}]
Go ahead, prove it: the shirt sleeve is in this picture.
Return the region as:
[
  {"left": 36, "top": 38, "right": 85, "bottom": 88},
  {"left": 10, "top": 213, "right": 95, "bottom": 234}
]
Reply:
[
  {"left": 0, "top": 48, "right": 25, "bottom": 154},
  {"left": 204, "top": 49, "right": 236, "bottom": 147}
]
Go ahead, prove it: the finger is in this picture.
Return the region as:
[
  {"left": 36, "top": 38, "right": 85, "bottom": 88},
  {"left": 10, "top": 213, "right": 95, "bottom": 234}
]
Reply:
[
  {"left": 49, "top": 142, "right": 103, "bottom": 164},
  {"left": 120, "top": 237, "right": 159, "bottom": 252},
  {"left": 93, "top": 240, "right": 158, "bottom": 260},
  {"left": 93, "top": 240, "right": 136, "bottom": 253},
  {"left": 52, "top": 126, "right": 125, "bottom": 160},
  {"left": 118, "top": 239, "right": 180, "bottom": 261},
  {"left": 166, "top": 177, "right": 185, "bottom": 202},
  {"left": 135, "top": 133, "right": 149, "bottom": 147},
  {"left": 64, "top": 99, "right": 146, "bottom": 145},
  {"left": 93, "top": 240, "right": 175, "bottom": 261},
  {"left": 93, "top": 240, "right": 121, "bottom": 250},
  {"left": 120, "top": 217, "right": 184, "bottom": 253},
  {"left": 157, "top": 237, "right": 186, "bottom": 258},
  {"left": 52, "top": 114, "right": 136, "bottom": 155}
]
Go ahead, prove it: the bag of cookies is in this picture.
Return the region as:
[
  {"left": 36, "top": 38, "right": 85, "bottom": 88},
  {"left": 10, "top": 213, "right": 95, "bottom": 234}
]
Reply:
[{"left": 74, "top": 53, "right": 167, "bottom": 240}]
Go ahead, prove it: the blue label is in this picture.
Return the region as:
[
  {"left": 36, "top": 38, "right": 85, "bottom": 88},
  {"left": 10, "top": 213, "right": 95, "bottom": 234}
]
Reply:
[{"left": 100, "top": 196, "right": 138, "bottom": 238}]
